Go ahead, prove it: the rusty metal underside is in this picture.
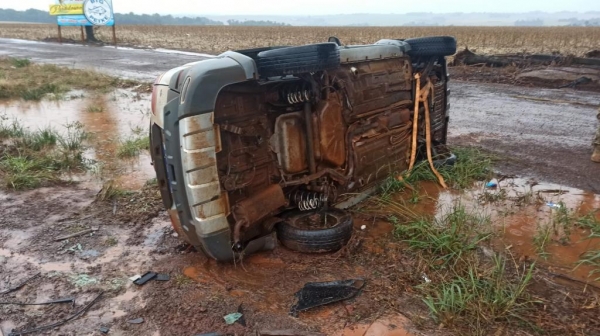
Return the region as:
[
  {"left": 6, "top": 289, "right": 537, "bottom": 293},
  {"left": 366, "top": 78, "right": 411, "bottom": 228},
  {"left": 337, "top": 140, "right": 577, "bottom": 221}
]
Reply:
[{"left": 212, "top": 57, "right": 446, "bottom": 247}]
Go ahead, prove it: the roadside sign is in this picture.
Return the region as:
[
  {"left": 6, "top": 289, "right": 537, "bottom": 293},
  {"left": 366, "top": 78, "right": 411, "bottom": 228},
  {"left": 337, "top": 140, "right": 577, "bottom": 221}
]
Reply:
[
  {"left": 50, "top": 0, "right": 117, "bottom": 46},
  {"left": 54, "top": 0, "right": 114, "bottom": 26},
  {"left": 49, "top": 4, "right": 83, "bottom": 15}
]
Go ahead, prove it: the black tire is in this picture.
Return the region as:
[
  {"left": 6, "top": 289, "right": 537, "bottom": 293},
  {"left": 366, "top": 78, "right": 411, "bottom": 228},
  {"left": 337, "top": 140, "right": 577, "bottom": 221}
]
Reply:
[
  {"left": 405, "top": 36, "right": 457, "bottom": 57},
  {"left": 234, "top": 46, "right": 289, "bottom": 60},
  {"left": 277, "top": 208, "right": 353, "bottom": 253},
  {"left": 256, "top": 43, "right": 340, "bottom": 77}
]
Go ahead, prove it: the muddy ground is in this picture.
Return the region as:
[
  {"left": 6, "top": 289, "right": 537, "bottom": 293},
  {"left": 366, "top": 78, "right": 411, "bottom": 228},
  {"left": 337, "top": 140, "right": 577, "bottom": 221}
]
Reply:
[{"left": 1, "top": 38, "right": 600, "bottom": 335}]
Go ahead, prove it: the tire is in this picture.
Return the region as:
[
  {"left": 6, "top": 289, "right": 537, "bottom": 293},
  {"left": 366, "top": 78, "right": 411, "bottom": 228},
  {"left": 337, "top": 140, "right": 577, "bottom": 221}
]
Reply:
[
  {"left": 405, "top": 36, "right": 457, "bottom": 57},
  {"left": 256, "top": 43, "right": 340, "bottom": 77},
  {"left": 277, "top": 208, "right": 353, "bottom": 253},
  {"left": 235, "top": 46, "right": 289, "bottom": 60}
]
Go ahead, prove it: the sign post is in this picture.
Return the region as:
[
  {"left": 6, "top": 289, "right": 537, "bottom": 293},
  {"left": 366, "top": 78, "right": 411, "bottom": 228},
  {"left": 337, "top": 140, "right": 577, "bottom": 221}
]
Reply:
[{"left": 49, "top": 0, "right": 116, "bottom": 45}]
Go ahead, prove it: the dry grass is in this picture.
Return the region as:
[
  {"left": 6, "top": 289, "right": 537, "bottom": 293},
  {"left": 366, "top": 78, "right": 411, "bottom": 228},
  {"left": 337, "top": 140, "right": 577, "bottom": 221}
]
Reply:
[{"left": 1, "top": 24, "right": 599, "bottom": 56}]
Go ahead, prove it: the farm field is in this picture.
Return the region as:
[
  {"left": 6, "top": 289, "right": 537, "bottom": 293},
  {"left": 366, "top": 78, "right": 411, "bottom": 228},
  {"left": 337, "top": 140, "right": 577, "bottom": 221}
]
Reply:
[{"left": 1, "top": 23, "right": 599, "bottom": 55}]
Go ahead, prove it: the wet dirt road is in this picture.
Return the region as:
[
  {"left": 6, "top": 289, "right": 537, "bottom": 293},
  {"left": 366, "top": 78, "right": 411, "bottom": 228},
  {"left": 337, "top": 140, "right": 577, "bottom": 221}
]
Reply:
[{"left": 2, "top": 37, "right": 598, "bottom": 191}]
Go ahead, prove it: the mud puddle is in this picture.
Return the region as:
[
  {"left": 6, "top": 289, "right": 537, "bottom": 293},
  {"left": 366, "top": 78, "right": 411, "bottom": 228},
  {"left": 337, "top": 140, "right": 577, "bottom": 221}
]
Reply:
[
  {"left": 0, "top": 89, "right": 154, "bottom": 190},
  {"left": 401, "top": 177, "right": 600, "bottom": 285}
]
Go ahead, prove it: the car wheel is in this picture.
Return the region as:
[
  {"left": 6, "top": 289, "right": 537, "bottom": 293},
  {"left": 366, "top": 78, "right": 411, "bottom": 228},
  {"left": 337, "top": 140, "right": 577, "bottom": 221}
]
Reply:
[
  {"left": 277, "top": 208, "right": 353, "bottom": 253},
  {"left": 256, "top": 43, "right": 341, "bottom": 77},
  {"left": 405, "top": 36, "right": 457, "bottom": 57}
]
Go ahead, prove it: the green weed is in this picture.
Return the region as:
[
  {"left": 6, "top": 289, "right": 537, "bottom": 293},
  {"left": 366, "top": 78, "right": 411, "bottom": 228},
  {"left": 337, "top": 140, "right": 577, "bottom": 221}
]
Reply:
[
  {"left": 117, "top": 135, "right": 149, "bottom": 158},
  {"left": 406, "top": 147, "right": 494, "bottom": 189},
  {"left": 0, "top": 116, "right": 25, "bottom": 138},
  {"left": 9, "top": 57, "right": 30, "bottom": 68},
  {"left": 532, "top": 223, "right": 552, "bottom": 259},
  {"left": 423, "top": 256, "right": 535, "bottom": 331},
  {"left": 86, "top": 105, "right": 104, "bottom": 113},
  {"left": 21, "top": 83, "right": 62, "bottom": 101},
  {"left": 394, "top": 204, "right": 492, "bottom": 267}
]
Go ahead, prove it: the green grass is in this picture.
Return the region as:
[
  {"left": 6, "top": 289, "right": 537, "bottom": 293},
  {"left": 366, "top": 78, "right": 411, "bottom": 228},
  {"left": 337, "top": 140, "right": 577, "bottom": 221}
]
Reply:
[
  {"left": 393, "top": 204, "right": 492, "bottom": 267},
  {"left": 86, "top": 105, "right": 104, "bottom": 113},
  {"left": 21, "top": 83, "right": 62, "bottom": 101},
  {"left": 389, "top": 202, "right": 537, "bottom": 334},
  {"left": 575, "top": 250, "right": 600, "bottom": 281},
  {"left": 0, "top": 116, "right": 26, "bottom": 138},
  {"left": 532, "top": 223, "right": 552, "bottom": 259},
  {"left": 423, "top": 256, "right": 535, "bottom": 332},
  {"left": 15, "top": 126, "right": 58, "bottom": 151},
  {"left": 379, "top": 147, "right": 494, "bottom": 199},
  {"left": 9, "top": 57, "right": 30, "bottom": 68},
  {"left": 0, "top": 120, "right": 89, "bottom": 190},
  {"left": 406, "top": 147, "right": 494, "bottom": 189},
  {"left": 117, "top": 135, "right": 149, "bottom": 158}
]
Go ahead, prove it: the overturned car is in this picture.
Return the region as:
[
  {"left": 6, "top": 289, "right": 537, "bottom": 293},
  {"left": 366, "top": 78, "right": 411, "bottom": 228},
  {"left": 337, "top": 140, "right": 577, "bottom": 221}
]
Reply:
[{"left": 149, "top": 36, "right": 456, "bottom": 261}]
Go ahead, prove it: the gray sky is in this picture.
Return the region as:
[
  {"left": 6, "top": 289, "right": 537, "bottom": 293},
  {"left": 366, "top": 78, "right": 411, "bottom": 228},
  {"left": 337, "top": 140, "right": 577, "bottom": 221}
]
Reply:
[{"left": 6, "top": 0, "right": 599, "bottom": 15}]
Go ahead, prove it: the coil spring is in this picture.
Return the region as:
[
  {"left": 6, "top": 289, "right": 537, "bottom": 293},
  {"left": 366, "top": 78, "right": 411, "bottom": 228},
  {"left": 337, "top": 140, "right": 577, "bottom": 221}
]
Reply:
[
  {"left": 281, "top": 87, "right": 312, "bottom": 104},
  {"left": 292, "top": 191, "right": 328, "bottom": 211}
]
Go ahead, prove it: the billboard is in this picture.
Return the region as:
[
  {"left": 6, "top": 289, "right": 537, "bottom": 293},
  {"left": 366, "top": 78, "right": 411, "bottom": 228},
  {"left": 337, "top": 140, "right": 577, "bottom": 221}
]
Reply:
[{"left": 54, "top": 0, "right": 115, "bottom": 26}]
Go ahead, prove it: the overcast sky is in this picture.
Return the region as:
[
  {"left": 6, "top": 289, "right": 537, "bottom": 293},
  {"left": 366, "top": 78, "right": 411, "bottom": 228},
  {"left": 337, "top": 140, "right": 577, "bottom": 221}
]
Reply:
[{"left": 6, "top": 0, "right": 599, "bottom": 15}]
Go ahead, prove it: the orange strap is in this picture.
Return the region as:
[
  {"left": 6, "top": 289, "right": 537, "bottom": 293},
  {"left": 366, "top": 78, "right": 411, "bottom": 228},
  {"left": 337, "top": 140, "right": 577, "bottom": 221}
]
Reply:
[{"left": 407, "top": 73, "right": 447, "bottom": 189}]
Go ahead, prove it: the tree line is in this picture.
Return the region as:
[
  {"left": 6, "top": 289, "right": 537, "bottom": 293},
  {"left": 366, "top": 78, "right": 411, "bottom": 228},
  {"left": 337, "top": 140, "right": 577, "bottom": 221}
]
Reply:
[{"left": 0, "top": 8, "right": 293, "bottom": 26}]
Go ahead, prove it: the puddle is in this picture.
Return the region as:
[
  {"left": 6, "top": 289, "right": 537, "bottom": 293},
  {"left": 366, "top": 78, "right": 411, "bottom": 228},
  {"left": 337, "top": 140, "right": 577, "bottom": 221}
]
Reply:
[
  {"left": 0, "top": 89, "right": 155, "bottom": 190},
  {"left": 394, "top": 177, "right": 600, "bottom": 285}
]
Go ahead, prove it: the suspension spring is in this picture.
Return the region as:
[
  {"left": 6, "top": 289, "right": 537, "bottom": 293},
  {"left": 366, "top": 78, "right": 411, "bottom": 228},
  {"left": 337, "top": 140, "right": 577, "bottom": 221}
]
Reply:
[
  {"left": 292, "top": 190, "right": 328, "bottom": 211},
  {"left": 281, "top": 86, "right": 312, "bottom": 105}
]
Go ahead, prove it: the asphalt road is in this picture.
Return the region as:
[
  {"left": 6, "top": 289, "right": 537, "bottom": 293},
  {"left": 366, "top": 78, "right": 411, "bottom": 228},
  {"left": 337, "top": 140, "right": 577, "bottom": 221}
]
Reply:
[
  {"left": 2, "top": 38, "right": 599, "bottom": 192},
  {"left": 0, "top": 38, "right": 208, "bottom": 81}
]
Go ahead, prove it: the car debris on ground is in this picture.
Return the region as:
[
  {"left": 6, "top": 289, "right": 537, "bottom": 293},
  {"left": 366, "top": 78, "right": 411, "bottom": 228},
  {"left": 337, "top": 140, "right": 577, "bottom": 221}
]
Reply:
[{"left": 290, "top": 279, "right": 365, "bottom": 316}]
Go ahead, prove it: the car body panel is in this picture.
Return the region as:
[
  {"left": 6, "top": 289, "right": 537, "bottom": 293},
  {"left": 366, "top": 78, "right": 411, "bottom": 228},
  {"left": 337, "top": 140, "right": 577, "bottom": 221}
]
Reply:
[{"left": 150, "top": 41, "right": 451, "bottom": 261}]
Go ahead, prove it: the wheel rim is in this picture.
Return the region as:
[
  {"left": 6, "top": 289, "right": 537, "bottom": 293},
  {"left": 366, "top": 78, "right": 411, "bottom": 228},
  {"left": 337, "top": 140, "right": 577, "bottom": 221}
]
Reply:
[{"left": 289, "top": 211, "right": 341, "bottom": 231}]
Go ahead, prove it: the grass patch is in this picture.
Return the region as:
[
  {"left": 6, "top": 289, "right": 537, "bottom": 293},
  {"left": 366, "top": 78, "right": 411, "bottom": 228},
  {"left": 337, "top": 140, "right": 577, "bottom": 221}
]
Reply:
[
  {"left": 9, "top": 57, "right": 30, "bottom": 68},
  {"left": 86, "top": 105, "right": 104, "bottom": 113},
  {"left": 117, "top": 135, "right": 149, "bottom": 158},
  {"left": 393, "top": 204, "right": 492, "bottom": 267},
  {"left": 0, "top": 58, "right": 144, "bottom": 101},
  {"left": 532, "top": 223, "right": 552, "bottom": 259},
  {"left": 407, "top": 147, "right": 494, "bottom": 189},
  {"left": 0, "top": 119, "right": 89, "bottom": 190},
  {"left": 380, "top": 147, "right": 494, "bottom": 198},
  {"left": 423, "top": 256, "right": 535, "bottom": 331},
  {"left": 390, "top": 203, "right": 537, "bottom": 334}
]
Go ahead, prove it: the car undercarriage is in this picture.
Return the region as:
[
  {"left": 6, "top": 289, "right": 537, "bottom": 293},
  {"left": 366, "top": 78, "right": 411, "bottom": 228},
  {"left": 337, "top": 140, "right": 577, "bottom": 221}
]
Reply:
[{"left": 150, "top": 36, "right": 456, "bottom": 261}]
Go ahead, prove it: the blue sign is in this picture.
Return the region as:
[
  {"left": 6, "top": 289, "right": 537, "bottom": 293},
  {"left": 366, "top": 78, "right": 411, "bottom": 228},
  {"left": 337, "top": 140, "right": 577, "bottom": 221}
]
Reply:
[{"left": 56, "top": 0, "right": 114, "bottom": 26}]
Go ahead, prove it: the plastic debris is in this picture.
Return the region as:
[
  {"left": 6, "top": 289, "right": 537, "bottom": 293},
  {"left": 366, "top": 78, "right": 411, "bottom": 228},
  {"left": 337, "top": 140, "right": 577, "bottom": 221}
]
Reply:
[
  {"left": 127, "top": 317, "right": 144, "bottom": 324},
  {"left": 290, "top": 279, "right": 365, "bottom": 316},
  {"left": 546, "top": 202, "right": 562, "bottom": 209},
  {"left": 360, "top": 225, "right": 366, "bottom": 230},
  {"left": 99, "top": 326, "right": 110, "bottom": 334},
  {"left": 421, "top": 273, "right": 432, "bottom": 283},
  {"left": 485, "top": 181, "right": 498, "bottom": 188},
  {"left": 129, "top": 275, "right": 141, "bottom": 282},
  {"left": 155, "top": 274, "right": 170, "bottom": 281},
  {"left": 133, "top": 272, "right": 157, "bottom": 286},
  {"left": 223, "top": 312, "right": 243, "bottom": 325}
]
